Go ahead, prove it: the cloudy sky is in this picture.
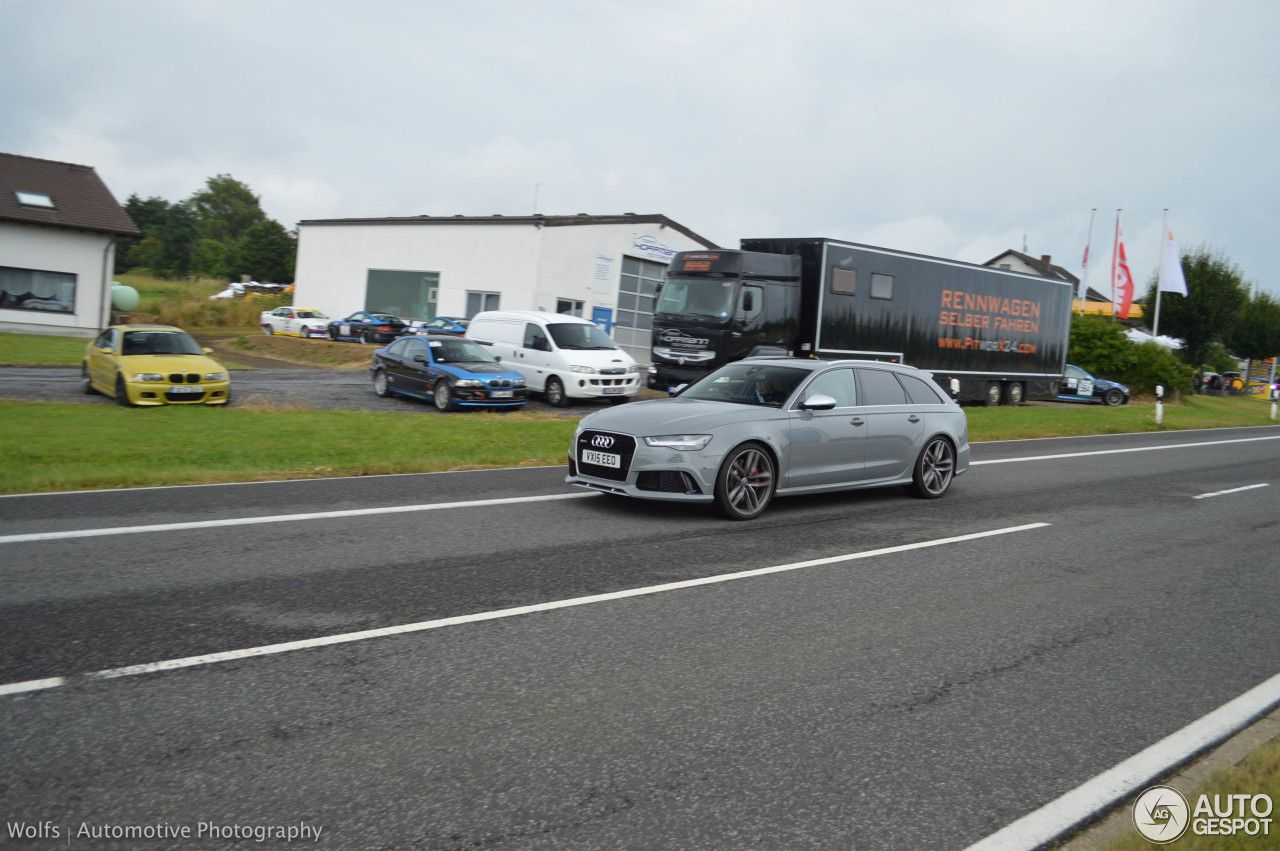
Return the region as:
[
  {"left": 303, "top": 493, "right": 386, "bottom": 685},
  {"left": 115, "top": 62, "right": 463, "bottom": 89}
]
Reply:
[{"left": 5, "top": 0, "right": 1277, "bottom": 299}]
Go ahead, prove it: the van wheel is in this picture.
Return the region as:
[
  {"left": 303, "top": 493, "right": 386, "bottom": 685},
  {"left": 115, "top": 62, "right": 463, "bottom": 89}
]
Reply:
[
  {"left": 714, "top": 442, "right": 775, "bottom": 520},
  {"left": 81, "top": 364, "right": 99, "bottom": 395},
  {"left": 545, "top": 377, "right": 570, "bottom": 407}
]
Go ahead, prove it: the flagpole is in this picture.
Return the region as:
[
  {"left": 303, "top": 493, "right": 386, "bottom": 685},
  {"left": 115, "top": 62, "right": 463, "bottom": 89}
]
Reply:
[
  {"left": 1111, "top": 210, "right": 1121, "bottom": 321},
  {"left": 1079, "top": 209, "right": 1096, "bottom": 316},
  {"left": 1152, "top": 209, "right": 1168, "bottom": 338}
]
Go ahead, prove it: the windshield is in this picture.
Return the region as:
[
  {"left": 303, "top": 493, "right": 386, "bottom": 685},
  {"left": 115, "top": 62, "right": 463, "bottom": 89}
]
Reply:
[
  {"left": 546, "top": 322, "right": 618, "bottom": 350},
  {"left": 655, "top": 278, "right": 736, "bottom": 319},
  {"left": 431, "top": 339, "right": 497, "bottom": 364},
  {"left": 680, "top": 363, "right": 809, "bottom": 408},
  {"left": 122, "top": 330, "right": 204, "bottom": 356}
]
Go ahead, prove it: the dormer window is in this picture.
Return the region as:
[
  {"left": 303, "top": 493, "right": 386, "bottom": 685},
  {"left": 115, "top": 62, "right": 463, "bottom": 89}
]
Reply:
[{"left": 15, "top": 191, "right": 55, "bottom": 208}]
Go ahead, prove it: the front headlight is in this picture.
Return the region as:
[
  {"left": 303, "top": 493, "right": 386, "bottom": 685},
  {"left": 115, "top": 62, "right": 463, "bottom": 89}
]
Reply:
[
  {"left": 627, "top": 364, "right": 640, "bottom": 374},
  {"left": 204, "top": 372, "right": 227, "bottom": 381},
  {"left": 513, "top": 378, "right": 526, "bottom": 387},
  {"left": 132, "top": 373, "right": 165, "bottom": 382},
  {"left": 570, "top": 365, "right": 598, "bottom": 374},
  {"left": 454, "top": 379, "right": 483, "bottom": 388},
  {"left": 643, "top": 434, "right": 713, "bottom": 451}
]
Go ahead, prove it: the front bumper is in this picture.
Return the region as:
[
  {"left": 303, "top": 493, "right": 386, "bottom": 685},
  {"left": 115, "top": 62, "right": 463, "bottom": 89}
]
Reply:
[
  {"left": 566, "top": 374, "right": 640, "bottom": 400},
  {"left": 564, "top": 427, "right": 721, "bottom": 503}
]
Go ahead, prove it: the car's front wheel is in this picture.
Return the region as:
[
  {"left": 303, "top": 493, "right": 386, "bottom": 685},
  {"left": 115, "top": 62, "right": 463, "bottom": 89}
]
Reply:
[
  {"left": 373, "top": 369, "right": 391, "bottom": 398},
  {"left": 434, "top": 380, "right": 455, "bottom": 411},
  {"left": 714, "top": 442, "right": 776, "bottom": 520},
  {"left": 115, "top": 375, "right": 134, "bottom": 407},
  {"left": 361, "top": 330, "right": 374, "bottom": 345},
  {"left": 328, "top": 326, "right": 340, "bottom": 341},
  {"left": 81, "top": 364, "right": 99, "bottom": 395},
  {"left": 907, "top": 437, "right": 955, "bottom": 499},
  {"left": 545, "top": 376, "right": 570, "bottom": 408},
  {"left": 1103, "top": 387, "right": 1125, "bottom": 406}
]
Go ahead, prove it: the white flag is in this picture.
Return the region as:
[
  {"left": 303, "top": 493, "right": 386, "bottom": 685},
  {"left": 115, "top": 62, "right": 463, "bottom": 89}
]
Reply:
[{"left": 1159, "top": 228, "right": 1188, "bottom": 295}]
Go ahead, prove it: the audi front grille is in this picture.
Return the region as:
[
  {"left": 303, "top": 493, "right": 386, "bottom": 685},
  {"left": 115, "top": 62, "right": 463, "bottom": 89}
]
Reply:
[{"left": 575, "top": 430, "right": 636, "bottom": 482}]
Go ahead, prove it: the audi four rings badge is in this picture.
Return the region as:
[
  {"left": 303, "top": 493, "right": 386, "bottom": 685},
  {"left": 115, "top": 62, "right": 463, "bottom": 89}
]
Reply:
[{"left": 590, "top": 435, "right": 614, "bottom": 448}]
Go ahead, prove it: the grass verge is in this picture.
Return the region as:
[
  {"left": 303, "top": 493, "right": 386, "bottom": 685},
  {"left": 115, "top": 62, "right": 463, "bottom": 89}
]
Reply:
[{"left": 0, "top": 394, "right": 1276, "bottom": 496}]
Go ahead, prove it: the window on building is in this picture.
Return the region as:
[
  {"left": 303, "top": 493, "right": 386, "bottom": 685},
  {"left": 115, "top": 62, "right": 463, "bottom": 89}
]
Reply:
[
  {"left": 14, "top": 191, "right": 54, "bottom": 208},
  {"left": 614, "top": 255, "right": 664, "bottom": 364},
  {"left": 870, "top": 273, "right": 894, "bottom": 300},
  {"left": 0, "top": 265, "right": 76, "bottom": 314},
  {"left": 830, "top": 267, "right": 857, "bottom": 294},
  {"left": 556, "top": 299, "right": 584, "bottom": 317},
  {"left": 366, "top": 269, "right": 439, "bottom": 320},
  {"left": 466, "top": 291, "right": 500, "bottom": 318}
]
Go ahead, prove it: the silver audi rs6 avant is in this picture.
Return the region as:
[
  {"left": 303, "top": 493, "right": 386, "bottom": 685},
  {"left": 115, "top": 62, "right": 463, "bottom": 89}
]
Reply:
[{"left": 566, "top": 358, "right": 970, "bottom": 520}]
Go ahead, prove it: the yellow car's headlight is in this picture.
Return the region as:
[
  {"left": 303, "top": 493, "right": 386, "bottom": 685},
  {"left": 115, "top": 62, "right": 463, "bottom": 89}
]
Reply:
[
  {"left": 204, "top": 372, "right": 227, "bottom": 381},
  {"left": 132, "top": 373, "right": 165, "bottom": 382}
]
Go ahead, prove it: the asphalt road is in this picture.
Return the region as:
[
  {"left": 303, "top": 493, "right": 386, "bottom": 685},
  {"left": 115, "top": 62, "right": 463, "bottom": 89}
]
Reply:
[
  {"left": 2, "top": 428, "right": 1279, "bottom": 849},
  {"left": 0, "top": 366, "right": 629, "bottom": 416}
]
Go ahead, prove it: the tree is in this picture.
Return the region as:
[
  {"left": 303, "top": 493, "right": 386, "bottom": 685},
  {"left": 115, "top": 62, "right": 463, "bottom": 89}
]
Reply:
[
  {"left": 188, "top": 174, "right": 267, "bottom": 245},
  {"left": 116, "top": 194, "right": 173, "bottom": 273},
  {"left": 1068, "top": 314, "right": 1136, "bottom": 377},
  {"left": 190, "top": 239, "right": 228, "bottom": 276},
  {"left": 151, "top": 203, "right": 200, "bottom": 277},
  {"left": 1225, "top": 291, "right": 1280, "bottom": 363},
  {"left": 225, "top": 220, "right": 296, "bottom": 283},
  {"left": 1136, "top": 244, "right": 1249, "bottom": 368}
]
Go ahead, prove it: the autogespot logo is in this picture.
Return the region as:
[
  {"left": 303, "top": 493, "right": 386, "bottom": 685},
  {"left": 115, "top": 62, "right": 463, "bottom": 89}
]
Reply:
[{"left": 1133, "top": 785, "right": 1190, "bottom": 844}]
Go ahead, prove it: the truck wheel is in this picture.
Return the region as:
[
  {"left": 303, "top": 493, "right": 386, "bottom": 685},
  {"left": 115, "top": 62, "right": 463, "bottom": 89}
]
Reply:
[
  {"left": 984, "top": 381, "right": 1002, "bottom": 406},
  {"left": 1003, "top": 382, "right": 1024, "bottom": 406},
  {"left": 714, "top": 442, "right": 776, "bottom": 520}
]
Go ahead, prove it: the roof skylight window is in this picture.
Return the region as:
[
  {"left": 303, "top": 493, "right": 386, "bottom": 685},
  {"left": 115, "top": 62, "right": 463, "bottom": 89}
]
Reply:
[{"left": 15, "top": 191, "right": 55, "bottom": 208}]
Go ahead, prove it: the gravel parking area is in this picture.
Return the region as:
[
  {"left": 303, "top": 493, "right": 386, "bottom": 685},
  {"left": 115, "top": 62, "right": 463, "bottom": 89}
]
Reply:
[{"left": 0, "top": 366, "right": 640, "bottom": 417}]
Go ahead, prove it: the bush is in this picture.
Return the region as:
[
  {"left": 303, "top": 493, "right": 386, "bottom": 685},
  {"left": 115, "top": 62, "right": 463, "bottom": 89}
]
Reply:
[
  {"left": 1067, "top": 314, "right": 1194, "bottom": 398},
  {"left": 1124, "top": 342, "right": 1196, "bottom": 398}
]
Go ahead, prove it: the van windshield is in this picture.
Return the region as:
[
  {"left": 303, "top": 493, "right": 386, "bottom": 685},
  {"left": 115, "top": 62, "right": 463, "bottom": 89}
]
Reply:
[
  {"left": 547, "top": 323, "right": 617, "bottom": 350},
  {"left": 655, "top": 278, "right": 735, "bottom": 319}
]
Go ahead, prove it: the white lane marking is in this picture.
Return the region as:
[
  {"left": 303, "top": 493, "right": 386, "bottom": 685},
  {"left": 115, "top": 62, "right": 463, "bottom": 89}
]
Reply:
[
  {"left": 0, "top": 523, "right": 1049, "bottom": 697},
  {"left": 963, "top": 671, "right": 1280, "bottom": 851},
  {"left": 1193, "top": 483, "right": 1269, "bottom": 500},
  {"left": 971, "top": 434, "right": 1280, "bottom": 466},
  {"left": 0, "top": 492, "right": 594, "bottom": 545}
]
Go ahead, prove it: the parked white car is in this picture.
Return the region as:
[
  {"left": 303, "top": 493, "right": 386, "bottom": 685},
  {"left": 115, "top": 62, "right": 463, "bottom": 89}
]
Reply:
[{"left": 260, "top": 307, "right": 329, "bottom": 338}]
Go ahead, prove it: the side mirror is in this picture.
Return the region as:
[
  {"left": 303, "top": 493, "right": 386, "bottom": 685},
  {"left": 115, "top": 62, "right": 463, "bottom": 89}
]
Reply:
[
  {"left": 742, "top": 292, "right": 754, "bottom": 313},
  {"left": 494, "top": 355, "right": 502, "bottom": 362},
  {"left": 669, "top": 383, "right": 689, "bottom": 397},
  {"left": 949, "top": 378, "right": 961, "bottom": 398},
  {"left": 413, "top": 354, "right": 427, "bottom": 363},
  {"left": 202, "top": 347, "right": 213, "bottom": 355},
  {"left": 801, "top": 394, "right": 837, "bottom": 411}
]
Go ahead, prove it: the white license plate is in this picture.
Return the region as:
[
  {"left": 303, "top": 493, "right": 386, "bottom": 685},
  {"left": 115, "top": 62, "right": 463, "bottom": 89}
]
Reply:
[
  {"left": 603, "top": 387, "right": 624, "bottom": 395},
  {"left": 170, "top": 386, "right": 203, "bottom": 394},
  {"left": 582, "top": 449, "right": 620, "bottom": 468},
  {"left": 491, "top": 390, "right": 513, "bottom": 398}
]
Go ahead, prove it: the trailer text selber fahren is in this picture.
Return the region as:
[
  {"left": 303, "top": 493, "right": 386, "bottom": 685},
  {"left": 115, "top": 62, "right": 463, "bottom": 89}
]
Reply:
[{"left": 647, "top": 237, "right": 1073, "bottom": 405}]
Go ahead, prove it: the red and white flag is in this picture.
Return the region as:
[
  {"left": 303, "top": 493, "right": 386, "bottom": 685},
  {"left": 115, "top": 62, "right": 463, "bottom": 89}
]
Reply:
[{"left": 1112, "top": 212, "right": 1135, "bottom": 319}]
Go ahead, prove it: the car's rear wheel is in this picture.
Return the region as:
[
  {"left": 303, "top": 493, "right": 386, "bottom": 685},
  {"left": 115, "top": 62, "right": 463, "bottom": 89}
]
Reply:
[
  {"left": 81, "top": 364, "right": 99, "bottom": 395},
  {"left": 373, "top": 369, "right": 391, "bottom": 398},
  {"left": 545, "top": 376, "right": 569, "bottom": 407},
  {"left": 1103, "top": 387, "right": 1125, "bottom": 406},
  {"left": 115, "top": 375, "right": 134, "bottom": 407},
  {"left": 264, "top": 325, "right": 274, "bottom": 335},
  {"left": 298, "top": 325, "right": 310, "bottom": 337},
  {"left": 907, "top": 437, "right": 955, "bottom": 499},
  {"left": 714, "top": 442, "right": 776, "bottom": 520},
  {"left": 434, "top": 380, "right": 455, "bottom": 411}
]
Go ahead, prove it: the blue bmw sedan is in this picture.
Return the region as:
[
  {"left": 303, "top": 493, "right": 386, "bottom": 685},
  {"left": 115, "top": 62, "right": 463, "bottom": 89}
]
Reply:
[{"left": 370, "top": 334, "right": 527, "bottom": 411}]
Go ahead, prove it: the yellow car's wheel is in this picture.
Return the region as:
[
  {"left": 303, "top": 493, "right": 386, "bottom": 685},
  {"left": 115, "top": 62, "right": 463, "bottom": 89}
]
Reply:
[
  {"left": 81, "top": 364, "right": 99, "bottom": 395},
  {"left": 115, "top": 375, "right": 134, "bottom": 407}
]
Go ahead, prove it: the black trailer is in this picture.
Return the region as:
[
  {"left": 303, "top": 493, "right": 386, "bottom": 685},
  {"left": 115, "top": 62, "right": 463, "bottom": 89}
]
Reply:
[{"left": 649, "top": 238, "right": 1073, "bottom": 405}]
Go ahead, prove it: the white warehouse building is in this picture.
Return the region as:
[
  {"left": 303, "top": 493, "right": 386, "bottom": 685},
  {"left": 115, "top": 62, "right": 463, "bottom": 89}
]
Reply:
[{"left": 293, "top": 213, "right": 718, "bottom": 364}]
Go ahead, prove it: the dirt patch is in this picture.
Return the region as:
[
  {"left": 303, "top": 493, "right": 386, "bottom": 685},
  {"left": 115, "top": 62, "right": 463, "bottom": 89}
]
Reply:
[{"left": 196, "top": 334, "right": 375, "bottom": 370}]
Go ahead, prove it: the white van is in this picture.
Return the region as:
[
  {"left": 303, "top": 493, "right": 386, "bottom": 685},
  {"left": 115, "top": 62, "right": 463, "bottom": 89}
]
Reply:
[{"left": 466, "top": 311, "right": 640, "bottom": 406}]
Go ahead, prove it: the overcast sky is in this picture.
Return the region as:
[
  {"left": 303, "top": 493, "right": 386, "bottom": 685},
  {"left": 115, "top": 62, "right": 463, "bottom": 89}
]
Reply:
[{"left": 5, "top": 0, "right": 1277, "bottom": 300}]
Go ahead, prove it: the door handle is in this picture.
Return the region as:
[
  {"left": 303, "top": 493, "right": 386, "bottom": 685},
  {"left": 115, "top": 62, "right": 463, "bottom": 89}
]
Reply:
[
  {"left": 908, "top": 415, "right": 920, "bottom": 423},
  {"left": 850, "top": 417, "right": 864, "bottom": 426}
]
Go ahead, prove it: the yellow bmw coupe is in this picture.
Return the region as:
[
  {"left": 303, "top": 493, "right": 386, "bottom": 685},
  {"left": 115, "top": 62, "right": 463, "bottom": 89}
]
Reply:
[{"left": 82, "top": 325, "right": 231, "bottom": 406}]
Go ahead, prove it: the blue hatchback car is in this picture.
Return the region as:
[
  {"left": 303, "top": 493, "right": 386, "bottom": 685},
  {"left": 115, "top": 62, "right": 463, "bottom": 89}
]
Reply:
[
  {"left": 370, "top": 334, "right": 528, "bottom": 411},
  {"left": 1058, "top": 364, "right": 1130, "bottom": 406}
]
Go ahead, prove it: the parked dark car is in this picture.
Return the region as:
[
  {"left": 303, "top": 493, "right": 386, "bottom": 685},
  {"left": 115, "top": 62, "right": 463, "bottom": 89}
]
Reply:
[
  {"left": 370, "top": 334, "right": 528, "bottom": 411},
  {"left": 1058, "top": 364, "right": 1129, "bottom": 406},
  {"left": 328, "top": 312, "right": 409, "bottom": 344},
  {"left": 413, "top": 316, "right": 469, "bottom": 336}
]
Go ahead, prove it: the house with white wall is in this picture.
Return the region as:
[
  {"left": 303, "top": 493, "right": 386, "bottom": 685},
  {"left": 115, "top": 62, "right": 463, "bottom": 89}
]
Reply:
[
  {"left": 293, "top": 213, "right": 717, "bottom": 365},
  {"left": 0, "top": 153, "right": 140, "bottom": 337}
]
